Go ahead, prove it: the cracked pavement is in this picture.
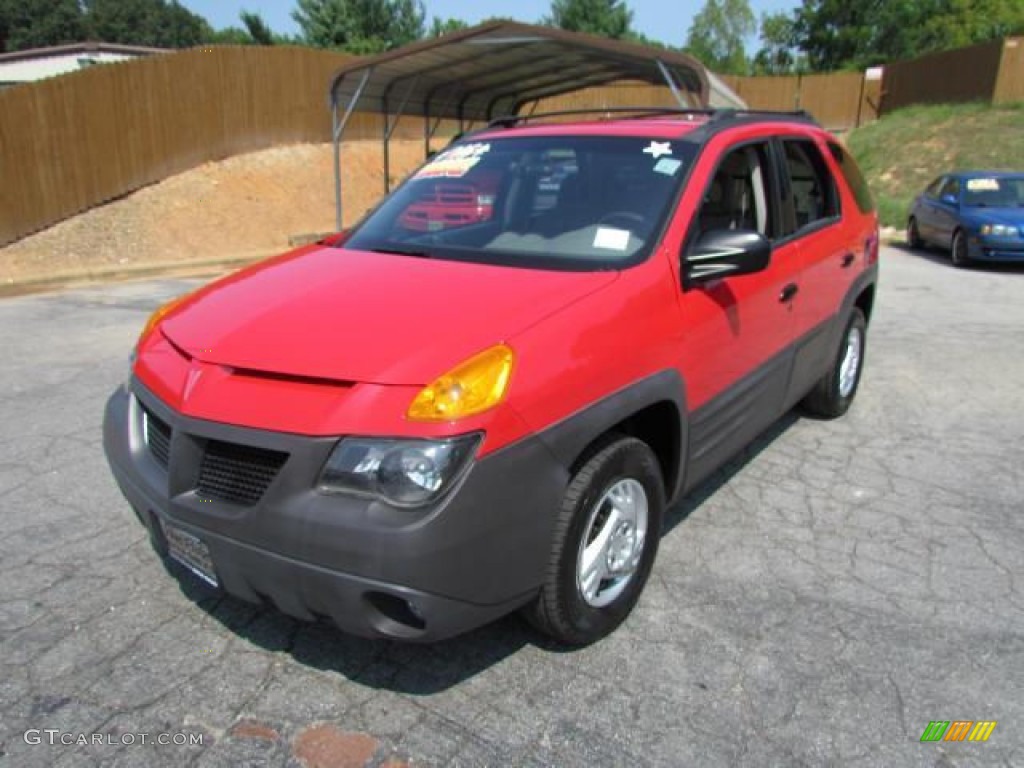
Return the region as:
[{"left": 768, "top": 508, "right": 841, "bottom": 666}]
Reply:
[{"left": 0, "top": 245, "right": 1021, "bottom": 767}]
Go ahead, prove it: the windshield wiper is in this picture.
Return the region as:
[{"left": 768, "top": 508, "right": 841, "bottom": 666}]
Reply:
[{"left": 369, "top": 246, "right": 433, "bottom": 258}]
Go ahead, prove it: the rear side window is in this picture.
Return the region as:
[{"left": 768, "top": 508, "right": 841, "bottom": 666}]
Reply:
[
  {"left": 925, "top": 177, "right": 944, "bottom": 197},
  {"left": 828, "top": 142, "right": 875, "bottom": 214},
  {"left": 939, "top": 177, "right": 960, "bottom": 200},
  {"left": 781, "top": 140, "right": 839, "bottom": 232}
]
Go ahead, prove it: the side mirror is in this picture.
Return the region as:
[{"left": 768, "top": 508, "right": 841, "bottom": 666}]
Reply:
[
  {"left": 940, "top": 193, "right": 959, "bottom": 207},
  {"left": 318, "top": 230, "right": 350, "bottom": 247},
  {"left": 686, "top": 229, "right": 771, "bottom": 284}
]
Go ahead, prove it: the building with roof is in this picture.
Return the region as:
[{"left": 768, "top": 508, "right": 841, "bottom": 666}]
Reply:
[{"left": 0, "top": 42, "right": 166, "bottom": 89}]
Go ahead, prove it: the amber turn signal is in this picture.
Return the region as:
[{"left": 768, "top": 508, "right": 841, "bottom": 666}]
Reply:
[
  {"left": 138, "top": 294, "right": 188, "bottom": 345},
  {"left": 407, "top": 344, "right": 515, "bottom": 422}
]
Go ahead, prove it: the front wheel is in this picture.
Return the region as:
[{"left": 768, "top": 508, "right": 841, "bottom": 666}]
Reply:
[
  {"left": 907, "top": 217, "right": 923, "bottom": 249},
  {"left": 802, "top": 307, "right": 867, "bottom": 419},
  {"left": 951, "top": 229, "right": 971, "bottom": 268},
  {"left": 525, "top": 436, "right": 664, "bottom": 646}
]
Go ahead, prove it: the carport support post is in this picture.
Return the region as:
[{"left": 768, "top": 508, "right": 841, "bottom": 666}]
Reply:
[
  {"left": 332, "top": 106, "right": 343, "bottom": 231},
  {"left": 423, "top": 105, "right": 430, "bottom": 158},
  {"left": 382, "top": 96, "right": 391, "bottom": 195},
  {"left": 656, "top": 59, "right": 687, "bottom": 108},
  {"left": 381, "top": 75, "right": 420, "bottom": 194},
  {"left": 332, "top": 67, "right": 373, "bottom": 232}
]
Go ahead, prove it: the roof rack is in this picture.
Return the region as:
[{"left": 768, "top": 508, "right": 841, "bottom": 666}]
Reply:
[
  {"left": 486, "top": 107, "right": 817, "bottom": 129},
  {"left": 487, "top": 107, "right": 712, "bottom": 128},
  {"left": 709, "top": 108, "right": 815, "bottom": 123}
]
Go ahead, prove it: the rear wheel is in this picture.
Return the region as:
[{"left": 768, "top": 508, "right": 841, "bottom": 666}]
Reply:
[
  {"left": 802, "top": 307, "right": 867, "bottom": 419},
  {"left": 525, "top": 436, "right": 664, "bottom": 646},
  {"left": 907, "top": 217, "right": 923, "bottom": 249},
  {"left": 951, "top": 229, "right": 971, "bottom": 268}
]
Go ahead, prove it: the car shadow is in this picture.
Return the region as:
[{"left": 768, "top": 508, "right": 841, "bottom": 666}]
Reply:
[
  {"left": 894, "top": 240, "right": 954, "bottom": 266},
  {"left": 894, "top": 240, "right": 1024, "bottom": 273},
  {"left": 164, "top": 409, "right": 802, "bottom": 693},
  {"left": 169, "top": 564, "right": 535, "bottom": 694}
]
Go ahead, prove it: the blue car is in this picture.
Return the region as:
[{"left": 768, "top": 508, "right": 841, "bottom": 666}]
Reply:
[{"left": 907, "top": 171, "right": 1024, "bottom": 267}]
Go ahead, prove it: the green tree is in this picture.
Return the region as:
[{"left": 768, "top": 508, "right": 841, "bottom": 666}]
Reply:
[
  {"left": 429, "top": 16, "right": 468, "bottom": 37},
  {"left": 0, "top": 0, "right": 86, "bottom": 52},
  {"left": 918, "top": 0, "right": 1024, "bottom": 52},
  {"left": 685, "top": 0, "right": 755, "bottom": 73},
  {"left": 84, "top": 0, "right": 209, "bottom": 48},
  {"left": 240, "top": 10, "right": 275, "bottom": 44},
  {"left": 292, "top": 0, "right": 425, "bottom": 52},
  {"left": 204, "top": 11, "right": 286, "bottom": 45},
  {"left": 205, "top": 26, "right": 251, "bottom": 44},
  {"left": 789, "top": 0, "right": 909, "bottom": 70},
  {"left": 545, "top": 0, "right": 633, "bottom": 39},
  {"left": 786, "top": 0, "right": 1024, "bottom": 70},
  {"left": 752, "top": 11, "right": 799, "bottom": 74},
  {"left": 625, "top": 30, "right": 678, "bottom": 51}
]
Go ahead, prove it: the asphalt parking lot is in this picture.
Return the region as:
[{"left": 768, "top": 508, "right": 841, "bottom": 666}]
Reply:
[{"left": 1, "top": 244, "right": 1022, "bottom": 767}]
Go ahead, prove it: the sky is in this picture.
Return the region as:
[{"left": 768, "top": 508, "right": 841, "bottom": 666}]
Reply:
[{"left": 179, "top": 0, "right": 801, "bottom": 50}]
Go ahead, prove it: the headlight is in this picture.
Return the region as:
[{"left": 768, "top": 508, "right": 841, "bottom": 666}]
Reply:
[
  {"left": 980, "top": 224, "right": 1015, "bottom": 237},
  {"left": 318, "top": 434, "right": 482, "bottom": 507}
]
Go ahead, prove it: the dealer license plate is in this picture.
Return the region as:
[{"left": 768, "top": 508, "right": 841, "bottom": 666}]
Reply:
[{"left": 161, "top": 520, "right": 218, "bottom": 587}]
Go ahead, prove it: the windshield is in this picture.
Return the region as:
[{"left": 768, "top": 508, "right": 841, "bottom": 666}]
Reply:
[
  {"left": 963, "top": 175, "right": 1024, "bottom": 207},
  {"left": 344, "top": 135, "right": 696, "bottom": 270}
]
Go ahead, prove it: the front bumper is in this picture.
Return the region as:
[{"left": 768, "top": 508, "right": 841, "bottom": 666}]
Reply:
[
  {"left": 103, "top": 380, "right": 568, "bottom": 641},
  {"left": 969, "top": 235, "right": 1024, "bottom": 262}
]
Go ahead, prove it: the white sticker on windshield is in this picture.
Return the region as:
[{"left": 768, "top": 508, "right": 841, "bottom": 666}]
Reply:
[
  {"left": 654, "top": 157, "right": 683, "bottom": 176},
  {"left": 643, "top": 141, "right": 673, "bottom": 159},
  {"left": 415, "top": 142, "right": 491, "bottom": 179},
  {"left": 593, "top": 227, "right": 630, "bottom": 251},
  {"left": 966, "top": 178, "right": 1000, "bottom": 191}
]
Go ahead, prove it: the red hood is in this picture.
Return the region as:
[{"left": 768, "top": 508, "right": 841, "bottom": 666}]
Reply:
[{"left": 161, "top": 246, "right": 618, "bottom": 385}]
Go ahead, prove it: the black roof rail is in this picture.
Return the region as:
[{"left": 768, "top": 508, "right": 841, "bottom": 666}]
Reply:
[
  {"left": 486, "top": 106, "right": 818, "bottom": 130},
  {"left": 487, "top": 107, "right": 716, "bottom": 128},
  {"left": 709, "top": 108, "right": 817, "bottom": 125}
]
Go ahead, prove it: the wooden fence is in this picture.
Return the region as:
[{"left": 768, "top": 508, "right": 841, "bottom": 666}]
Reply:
[
  {"left": 528, "top": 70, "right": 880, "bottom": 133},
  {"left": 993, "top": 38, "right": 1024, "bottom": 104},
  {"left": 720, "top": 71, "right": 882, "bottom": 130},
  {"left": 0, "top": 45, "right": 403, "bottom": 247},
  {"left": 879, "top": 37, "right": 1023, "bottom": 113},
  {"left": 1, "top": 38, "right": 1020, "bottom": 247}
]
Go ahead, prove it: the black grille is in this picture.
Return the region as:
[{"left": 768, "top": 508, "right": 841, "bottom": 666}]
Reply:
[
  {"left": 142, "top": 406, "right": 171, "bottom": 469},
  {"left": 197, "top": 440, "right": 288, "bottom": 506}
]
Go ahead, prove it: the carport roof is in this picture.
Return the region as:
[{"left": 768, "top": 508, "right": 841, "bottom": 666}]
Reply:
[{"left": 327, "top": 21, "right": 715, "bottom": 124}]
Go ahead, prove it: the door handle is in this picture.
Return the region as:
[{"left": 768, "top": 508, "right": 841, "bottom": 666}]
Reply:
[
  {"left": 779, "top": 283, "right": 799, "bottom": 303},
  {"left": 841, "top": 253, "right": 855, "bottom": 268}
]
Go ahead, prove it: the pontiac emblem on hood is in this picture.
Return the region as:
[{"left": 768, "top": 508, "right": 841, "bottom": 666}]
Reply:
[{"left": 183, "top": 365, "right": 203, "bottom": 401}]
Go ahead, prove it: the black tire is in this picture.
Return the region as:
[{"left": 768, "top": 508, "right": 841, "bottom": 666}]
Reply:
[
  {"left": 801, "top": 307, "right": 867, "bottom": 419},
  {"left": 525, "top": 436, "right": 665, "bottom": 646},
  {"left": 951, "top": 228, "right": 971, "bottom": 268},
  {"left": 907, "top": 217, "right": 923, "bottom": 249}
]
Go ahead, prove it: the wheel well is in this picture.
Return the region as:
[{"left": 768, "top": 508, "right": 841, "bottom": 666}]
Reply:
[
  {"left": 570, "top": 401, "right": 681, "bottom": 499},
  {"left": 855, "top": 284, "right": 876, "bottom": 324}
]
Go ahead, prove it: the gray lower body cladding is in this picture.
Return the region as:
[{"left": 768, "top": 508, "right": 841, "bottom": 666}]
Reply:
[{"left": 103, "top": 380, "right": 567, "bottom": 641}]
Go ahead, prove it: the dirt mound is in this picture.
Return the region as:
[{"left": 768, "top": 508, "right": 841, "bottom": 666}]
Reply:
[{"left": 0, "top": 140, "right": 425, "bottom": 285}]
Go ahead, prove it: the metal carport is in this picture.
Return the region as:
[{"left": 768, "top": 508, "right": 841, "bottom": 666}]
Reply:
[{"left": 327, "top": 21, "right": 741, "bottom": 229}]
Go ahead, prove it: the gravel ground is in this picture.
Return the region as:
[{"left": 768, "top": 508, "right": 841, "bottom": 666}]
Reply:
[{"left": 0, "top": 141, "right": 425, "bottom": 286}]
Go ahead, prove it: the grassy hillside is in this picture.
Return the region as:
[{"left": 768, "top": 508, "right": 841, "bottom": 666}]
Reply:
[{"left": 845, "top": 102, "right": 1024, "bottom": 228}]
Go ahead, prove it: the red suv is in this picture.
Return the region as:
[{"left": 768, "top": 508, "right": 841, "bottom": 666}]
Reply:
[{"left": 104, "top": 110, "right": 878, "bottom": 645}]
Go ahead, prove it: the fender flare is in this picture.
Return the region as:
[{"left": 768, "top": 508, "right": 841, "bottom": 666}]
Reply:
[{"left": 534, "top": 369, "right": 689, "bottom": 503}]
